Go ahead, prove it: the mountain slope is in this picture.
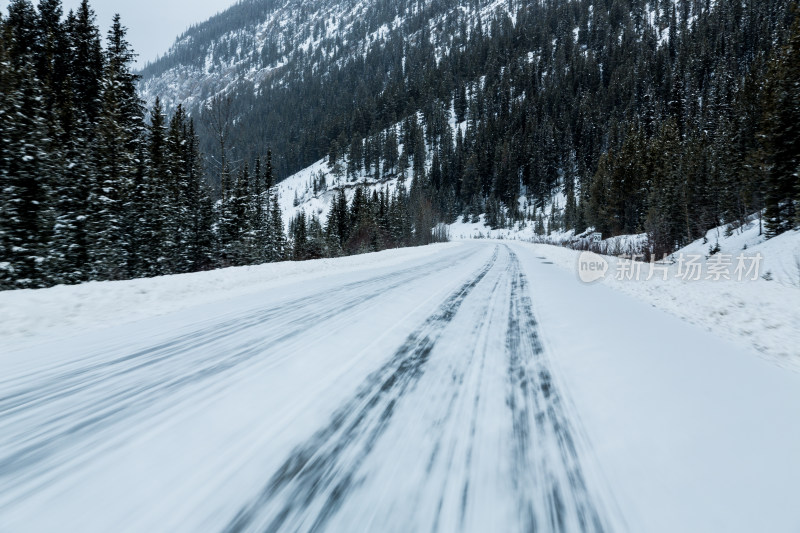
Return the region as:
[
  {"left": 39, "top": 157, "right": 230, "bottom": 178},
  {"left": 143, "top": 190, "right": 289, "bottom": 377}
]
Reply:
[
  {"left": 139, "top": 0, "right": 798, "bottom": 254},
  {"left": 138, "top": 0, "right": 516, "bottom": 178}
]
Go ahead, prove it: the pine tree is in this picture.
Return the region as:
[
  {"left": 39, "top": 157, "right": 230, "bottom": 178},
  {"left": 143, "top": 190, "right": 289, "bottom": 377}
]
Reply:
[
  {"left": 90, "top": 14, "right": 143, "bottom": 280},
  {"left": 125, "top": 142, "right": 148, "bottom": 276},
  {"left": 291, "top": 211, "right": 307, "bottom": 260},
  {"left": 0, "top": 2, "right": 54, "bottom": 287},
  {"left": 548, "top": 202, "right": 558, "bottom": 234},
  {"left": 35, "top": 0, "right": 69, "bottom": 119},
  {"left": 166, "top": 104, "right": 201, "bottom": 273},
  {"left": 535, "top": 209, "right": 545, "bottom": 236},
  {"left": 761, "top": 11, "right": 800, "bottom": 235},
  {"left": 383, "top": 127, "right": 399, "bottom": 176},
  {"left": 563, "top": 159, "right": 578, "bottom": 232},
  {"left": 250, "top": 156, "right": 267, "bottom": 263},
  {"left": 49, "top": 86, "right": 91, "bottom": 283},
  {"left": 328, "top": 139, "right": 344, "bottom": 180},
  {"left": 325, "top": 189, "right": 349, "bottom": 251},
  {"left": 143, "top": 96, "right": 168, "bottom": 274},
  {"left": 67, "top": 0, "right": 103, "bottom": 133},
  {"left": 304, "top": 214, "right": 329, "bottom": 259},
  {"left": 455, "top": 83, "right": 468, "bottom": 123},
  {"left": 412, "top": 131, "right": 426, "bottom": 182},
  {"left": 0, "top": 17, "right": 19, "bottom": 287},
  {"left": 645, "top": 120, "right": 685, "bottom": 256},
  {"left": 35, "top": 0, "right": 80, "bottom": 283},
  {"left": 222, "top": 164, "right": 251, "bottom": 266},
  {"left": 269, "top": 190, "right": 285, "bottom": 261},
  {"left": 46, "top": 5, "right": 99, "bottom": 283},
  {"left": 184, "top": 119, "right": 216, "bottom": 271}
]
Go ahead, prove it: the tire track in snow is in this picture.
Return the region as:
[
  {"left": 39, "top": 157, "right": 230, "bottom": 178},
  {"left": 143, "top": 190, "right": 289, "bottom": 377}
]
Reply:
[
  {"left": 424, "top": 260, "right": 509, "bottom": 533},
  {"left": 222, "top": 244, "right": 612, "bottom": 533},
  {"left": 222, "top": 247, "right": 500, "bottom": 533},
  {"left": 505, "top": 247, "right": 608, "bottom": 533},
  {"left": 1, "top": 246, "right": 478, "bottom": 414},
  {"left": 0, "top": 246, "right": 481, "bottom": 510}
]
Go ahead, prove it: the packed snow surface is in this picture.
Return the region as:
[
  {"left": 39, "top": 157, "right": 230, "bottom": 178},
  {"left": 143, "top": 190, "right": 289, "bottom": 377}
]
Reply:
[{"left": 1, "top": 242, "right": 799, "bottom": 532}]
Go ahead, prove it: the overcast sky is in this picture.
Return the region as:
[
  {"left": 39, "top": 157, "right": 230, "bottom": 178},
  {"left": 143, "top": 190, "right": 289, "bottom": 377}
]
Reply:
[{"left": 0, "top": 0, "right": 237, "bottom": 67}]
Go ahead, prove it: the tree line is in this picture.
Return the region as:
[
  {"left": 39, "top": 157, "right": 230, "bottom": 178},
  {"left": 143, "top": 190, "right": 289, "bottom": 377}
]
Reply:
[
  {"left": 0, "top": 0, "right": 452, "bottom": 290},
  {"left": 289, "top": 174, "right": 448, "bottom": 261},
  {"left": 0, "top": 1, "right": 286, "bottom": 290}
]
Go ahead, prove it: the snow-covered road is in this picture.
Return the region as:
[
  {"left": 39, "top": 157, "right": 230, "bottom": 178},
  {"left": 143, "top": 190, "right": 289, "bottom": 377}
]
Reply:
[{"left": 1, "top": 242, "right": 798, "bottom": 532}]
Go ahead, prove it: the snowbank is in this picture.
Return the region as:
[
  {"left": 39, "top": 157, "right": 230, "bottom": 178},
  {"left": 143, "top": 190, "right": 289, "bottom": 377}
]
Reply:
[
  {"left": 518, "top": 229, "right": 800, "bottom": 371},
  {"left": 0, "top": 243, "right": 459, "bottom": 350},
  {"left": 673, "top": 218, "right": 800, "bottom": 288},
  {"left": 447, "top": 209, "right": 800, "bottom": 370}
]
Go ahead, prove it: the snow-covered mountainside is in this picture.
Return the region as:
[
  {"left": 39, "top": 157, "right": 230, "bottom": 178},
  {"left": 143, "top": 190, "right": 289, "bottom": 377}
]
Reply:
[
  {"left": 137, "top": 0, "right": 798, "bottom": 276},
  {"left": 273, "top": 157, "right": 402, "bottom": 230},
  {"left": 137, "top": 0, "right": 518, "bottom": 177},
  {"left": 139, "top": 0, "right": 510, "bottom": 110}
]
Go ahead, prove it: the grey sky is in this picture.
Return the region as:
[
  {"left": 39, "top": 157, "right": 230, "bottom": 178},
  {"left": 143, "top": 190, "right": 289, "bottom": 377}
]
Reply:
[{"left": 1, "top": 0, "right": 237, "bottom": 67}]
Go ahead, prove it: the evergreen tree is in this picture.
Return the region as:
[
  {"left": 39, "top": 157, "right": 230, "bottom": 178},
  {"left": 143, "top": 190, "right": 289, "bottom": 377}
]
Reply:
[
  {"left": 0, "top": 2, "right": 54, "bottom": 287},
  {"left": 383, "top": 128, "right": 399, "bottom": 177},
  {"left": 304, "top": 214, "right": 329, "bottom": 259},
  {"left": 454, "top": 83, "right": 468, "bottom": 123},
  {"left": 143, "top": 96, "right": 168, "bottom": 274},
  {"left": 166, "top": 105, "right": 208, "bottom": 273},
  {"left": 264, "top": 149, "right": 274, "bottom": 189},
  {"left": 269, "top": 188, "right": 285, "bottom": 261},
  {"left": 761, "top": 12, "right": 800, "bottom": 235},
  {"left": 326, "top": 189, "right": 349, "bottom": 250},
  {"left": 50, "top": 87, "right": 91, "bottom": 283},
  {"left": 90, "top": 15, "right": 143, "bottom": 280},
  {"left": 291, "top": 211, "right": 307, "bottom": 260},
  {"left": 249, "top": 156, "right": 267, "bottom": 263},
  {"left": 645, "top": 120, "right": 686, "bottom": 257},
  {"left": 68, "top": 0, "right": 103, "bottom": 132},
  {"left": 182, "top": 118, "right": 215, "bottom": 271},
  {"left": 222, "top": 164, "right": 251, "bottom": 266}
]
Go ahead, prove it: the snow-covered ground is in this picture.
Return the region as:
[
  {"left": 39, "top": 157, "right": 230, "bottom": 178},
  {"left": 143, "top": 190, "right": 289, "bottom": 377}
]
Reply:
[
  {"left": 1, "top": 241, "right": 799, "bottom": 533},
  {"left": 672, "top": 217, "right": 800, "bottom": 288},
  {"left": 449, "top": 214, "right": 800, "bottom": 371},
  {"left": 521, "top": 239, "right": 800, "bottom": 372},
  {"left": 448, "top": 213, "right": 533, "bottom": 240},
  {"left": 0, "top": 243, "right": 456, "bottom": 351}
]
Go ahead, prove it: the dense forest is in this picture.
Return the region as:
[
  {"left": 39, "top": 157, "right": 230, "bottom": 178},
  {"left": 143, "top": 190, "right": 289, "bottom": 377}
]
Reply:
[
  {"left": 143, "top": 0, "right": 800, "bottom": 257},
  {"left": 2, "top": 0, "right": 800, "bottom": 289},
  {"left": 0, "top": 0, "right": 443, "bottom": 290}
]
